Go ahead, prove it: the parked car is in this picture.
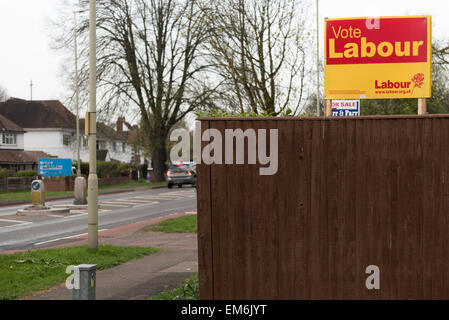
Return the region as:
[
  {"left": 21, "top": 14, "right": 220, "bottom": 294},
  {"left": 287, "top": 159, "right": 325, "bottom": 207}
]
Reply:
[{"left": 166, "top": 163, "right": 196, "bottom": 188}]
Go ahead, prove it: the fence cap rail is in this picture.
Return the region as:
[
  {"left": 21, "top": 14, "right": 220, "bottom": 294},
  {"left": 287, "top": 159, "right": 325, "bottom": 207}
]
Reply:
[{"left": 197, "top": 114, "right": 449, "bottom": 121}]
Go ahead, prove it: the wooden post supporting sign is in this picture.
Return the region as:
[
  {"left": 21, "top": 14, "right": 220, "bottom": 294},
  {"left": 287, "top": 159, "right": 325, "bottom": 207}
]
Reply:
[
  {"left": 418, "top": 98, "right": 427, "bottom": 115},
  {"left": 325, "top": 99, "right": 332, "bottom": 117}
]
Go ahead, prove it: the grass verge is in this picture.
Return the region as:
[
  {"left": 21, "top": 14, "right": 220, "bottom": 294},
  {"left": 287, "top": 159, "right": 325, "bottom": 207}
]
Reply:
[
  {"left": 0, "top": 244, "right": 160, "bottom": 300},
  {"left": 148, "top": 215, "right": 198, "bottom": 233},
  {"left": 0, "top": 181, "right": 167, "bottom": 203},
  {"left": 151, "top": 274, "right": 199, "bottom": 300},
  {"left": 0, "top": 190, "right": 73, "bottom": 202}
]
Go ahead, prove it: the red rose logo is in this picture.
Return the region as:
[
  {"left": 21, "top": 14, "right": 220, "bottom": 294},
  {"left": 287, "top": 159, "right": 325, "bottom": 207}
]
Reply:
[{"left": 411, "top": 73, "right": 424, "bottom": 93}]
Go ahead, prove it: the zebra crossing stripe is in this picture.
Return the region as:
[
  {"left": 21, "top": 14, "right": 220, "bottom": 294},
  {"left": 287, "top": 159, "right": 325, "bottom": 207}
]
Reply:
[
  {"left": 125, "top": 199, "right": 159, "bottom": 203},
  {"left": 158, "top": 192, "right": 195, "bottom": 196},
  {"left": 65, "top": 209, "right": 110, "bottom": 216},
  {"left": 136, "top": 195, "right": 182, "bottom": 200},
  {"left": 101, "top": 201, "right": 134, "bottom": 206},
  {"left": 100, "top": 203, "right": 130, "bottom": 207},
  {"left": 111, "top": 200, "right": 156, "bottom": 205}
]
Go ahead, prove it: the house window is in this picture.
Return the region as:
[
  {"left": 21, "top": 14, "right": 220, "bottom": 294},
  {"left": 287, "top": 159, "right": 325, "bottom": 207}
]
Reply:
[
  {"left": 122, "top": 142, "right": 126, "bottom": 152},
  {"left": 2, "top": 133, "right": 17, "bottom": 145},
  {"left": 63, "top": 134, "right": 71, "bottom": 146},
  {"left": 112, "top": 141, "right": 117, "bottom": 152},
  {"left": 97, "top": 140, "right": 106, "bottom": 150},
  {"left": 82, "top": 136, "right": 88, "bottom": 147}
]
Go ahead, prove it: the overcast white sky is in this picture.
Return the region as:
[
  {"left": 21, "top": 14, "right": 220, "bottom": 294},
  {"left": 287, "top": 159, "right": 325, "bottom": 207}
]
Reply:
[{"left": 0, "top": 0, "right": 448, "bottom": 104}]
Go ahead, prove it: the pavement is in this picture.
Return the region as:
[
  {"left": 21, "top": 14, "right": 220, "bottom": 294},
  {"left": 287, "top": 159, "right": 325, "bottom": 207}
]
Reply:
[{"left": 10, "top": 210, "right": 198, "bottom": 300}]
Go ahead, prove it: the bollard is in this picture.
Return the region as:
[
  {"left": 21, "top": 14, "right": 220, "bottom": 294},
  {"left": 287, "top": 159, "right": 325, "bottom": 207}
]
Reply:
[
  {"left": 72, "top": 264, "right": 97, "bottom": 300},
  {"left": 31, "top": 180, "right": 45, "bottom": 206},
  {"left": 74, "top": 176, "right": 87, "bottom": 205}
]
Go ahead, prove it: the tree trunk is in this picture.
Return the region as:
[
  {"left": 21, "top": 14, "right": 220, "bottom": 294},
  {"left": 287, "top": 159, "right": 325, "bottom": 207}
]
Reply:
[{"left": 150, "top": 132, "right": 168, "bottom": 182}]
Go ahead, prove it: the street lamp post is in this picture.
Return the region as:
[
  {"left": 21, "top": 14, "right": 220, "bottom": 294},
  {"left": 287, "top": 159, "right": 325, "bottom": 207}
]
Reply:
[
  {"left": 74, "top": 11, "right": 81, "bottom": 177},
  {"left": 73, "top": 10, "right": 87, "bottom": 206},
  {"left": 87, "top": 0, "right": 98, "bottom": 250}
]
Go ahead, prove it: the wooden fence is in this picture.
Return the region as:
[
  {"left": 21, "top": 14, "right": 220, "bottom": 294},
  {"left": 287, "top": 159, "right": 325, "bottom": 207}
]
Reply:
[
  {"left": 0, "top": 177, "right": 35, "bottom": 193},
  {"left": 196, "top": 115, "right": 449, "bottom": 299}
]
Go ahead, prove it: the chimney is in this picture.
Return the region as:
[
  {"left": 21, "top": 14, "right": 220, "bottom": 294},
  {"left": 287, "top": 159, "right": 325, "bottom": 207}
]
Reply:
[{"left": 117, "top": 117, "right": 125, "bottom": 133}]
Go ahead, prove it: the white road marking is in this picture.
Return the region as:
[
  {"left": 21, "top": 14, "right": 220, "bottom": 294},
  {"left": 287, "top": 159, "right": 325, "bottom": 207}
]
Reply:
[
  {"left": 64, "top": 209, "right": 110, "bottom": 218},
  {"left": 0, "top": 219, "right": 32, "bottom": 229},
  {"left": 64, "top": 213, "right": 88, "bottom": 218},
  {"left": 158, "top": 191, "right": 195, "bottom": 196},
  {"left": 166, "top": 191, "right": 195, "bottom": 195},
  {"left": 101, "top": 201, "right": 134, "bottom": 205},
  {"left": 100, "top": 203, "right": 130, "bottom": 207},
  {"left": 48, "top": 214, "right": 65, "bottom": 218},
  {"left": 126, "top": 199, "right": 159, "bottom": 203},
  {"left": 137, "top": 195, "right": 182, "bottom": 200},
  {"left": 34, "top": 229, "right": 108, "bottom": 246},
  {"left": 0, "top": 218, "right": 30, "bottom": 224},
  {"left": 100, "top": 199, "right": 159, "bottom": 206}
]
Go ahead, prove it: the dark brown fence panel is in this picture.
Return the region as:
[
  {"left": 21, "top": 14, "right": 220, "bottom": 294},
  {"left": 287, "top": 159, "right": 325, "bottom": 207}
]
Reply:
[
  {"left": 196, "top": 120, "right": 214, "bottom": 300},
  {"left": 197, "top": 115, "right": 449, "bottom": 299}
]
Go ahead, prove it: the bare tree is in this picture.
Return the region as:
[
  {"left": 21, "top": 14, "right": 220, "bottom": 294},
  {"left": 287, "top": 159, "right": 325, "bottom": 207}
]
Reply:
[
  {"left": 0, "top": 85, "right": 8, "bottom": 102},
  {"left": 433, "top": 41, "right": 449, "bottom": 66},
  {"left": 303, "top": 92, "right": 323, "bottom": 116},
  {"left": 53, "top": 0, "right": 211, "bottom": 181},
  {"left": 199, "top": 0, "right": 310, "bottom": 115}
]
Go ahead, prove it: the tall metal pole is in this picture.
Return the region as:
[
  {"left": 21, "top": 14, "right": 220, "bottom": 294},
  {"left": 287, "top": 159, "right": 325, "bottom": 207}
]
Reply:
[
  {"left": 74, "top": 12, "right": 81, "bottom": 177},
  {"left": 316, "top": 0, "right": 320, "bottom": 116},
  {"left": 88, "top": 0, "right": 98, "bottom": 250}
]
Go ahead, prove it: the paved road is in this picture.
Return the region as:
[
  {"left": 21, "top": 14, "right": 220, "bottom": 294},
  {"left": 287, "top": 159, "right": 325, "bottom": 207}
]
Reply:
[{"left": 0, "top": 187, "right": 197, "bottom": 253}]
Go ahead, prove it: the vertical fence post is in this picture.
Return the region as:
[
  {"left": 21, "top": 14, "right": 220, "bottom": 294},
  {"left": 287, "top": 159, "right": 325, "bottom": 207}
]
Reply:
[{"left": 418, "top": 98, "right": 427, "bottom": 115}]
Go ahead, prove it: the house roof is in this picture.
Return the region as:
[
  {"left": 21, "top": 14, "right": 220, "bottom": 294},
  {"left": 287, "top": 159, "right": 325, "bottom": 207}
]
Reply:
[
  {"left": 0, "top": 98, "right": 76, "bottom": 130},
  {"left": 119, "top": 125, "right": 141, "bottom": 145},
  {"left": 0, "top": 150, "right": 52, "bottom": 164},
  {"left": 0, "top": 114, "right": 24, "bottom": 132}
]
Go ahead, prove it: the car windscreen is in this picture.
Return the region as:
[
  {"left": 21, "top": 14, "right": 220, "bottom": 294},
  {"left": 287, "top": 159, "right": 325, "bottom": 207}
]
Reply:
[{"left": 169, "top": 165, "right": 190, "bottom": 172}]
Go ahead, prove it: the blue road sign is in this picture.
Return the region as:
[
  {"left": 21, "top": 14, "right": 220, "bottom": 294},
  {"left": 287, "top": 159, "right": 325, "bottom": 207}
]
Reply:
[
  {"left": 31, "top": 181, "right": 41, "bottom": 191},
  {"left": 38, "top": 159, "right": 72, "bottom": 177}
]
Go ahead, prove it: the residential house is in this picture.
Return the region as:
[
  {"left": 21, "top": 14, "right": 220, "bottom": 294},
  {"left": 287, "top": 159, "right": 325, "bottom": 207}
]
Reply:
[
  {"left": 0, "top": 98, "right": 77, "bottom": 159},
  {"left": 79, "top": 118, "right": 137, "bottom": 163},
  {"left": 0, "top": 98, "right": 146, "bottom": 166},
  {"left": 116, "top": 117, "right": 147, "bottom": 167},
  {"left": 0, "top": 113, "right": 50, "bottom": 172}
]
